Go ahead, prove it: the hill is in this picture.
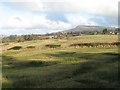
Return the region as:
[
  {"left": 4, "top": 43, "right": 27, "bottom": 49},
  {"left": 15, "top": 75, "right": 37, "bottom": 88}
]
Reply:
[{"left": 62, "top": 25, "right": 116, "bottom": 33}]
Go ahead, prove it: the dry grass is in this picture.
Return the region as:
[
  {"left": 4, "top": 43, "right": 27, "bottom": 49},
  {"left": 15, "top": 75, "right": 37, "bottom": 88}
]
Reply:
[{"left": 1, "top": 35, "right": 118, "bottom": 51}]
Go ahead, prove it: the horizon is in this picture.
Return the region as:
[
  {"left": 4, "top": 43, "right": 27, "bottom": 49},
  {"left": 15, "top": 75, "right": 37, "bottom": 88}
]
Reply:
[{"left": 0, "top": 25, "right": 118, "bottom": 36}]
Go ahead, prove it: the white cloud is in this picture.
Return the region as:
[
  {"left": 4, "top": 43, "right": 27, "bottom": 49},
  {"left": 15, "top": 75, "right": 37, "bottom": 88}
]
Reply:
[
  {"left": 66, "top": 15, "right": 97, "bottom": 26},
  {"left": 1, "top": 0, "right": 118, "bottom": 16},
  {"left": 1, "top": 15, "right": 32, "bottom": 29},
  {"left": 30, "top": 16, "right": 72, "bottom": 30},
  {"left": 12, "top": 1, "right": 44, "bottom": 12},
  {"left": 64, "top": 0, "right": 118, "bottom": 17},
  {"left": 0, "top": 14, "right": 72, "bottom": 31},
  {"left": 0, "top": 0, "right": 118, "bottom": 35}
]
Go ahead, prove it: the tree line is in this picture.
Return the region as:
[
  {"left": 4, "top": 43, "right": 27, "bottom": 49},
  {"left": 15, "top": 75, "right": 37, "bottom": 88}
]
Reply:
[{"left": 2, "top": 28, "right": 119, "bottom": 43}]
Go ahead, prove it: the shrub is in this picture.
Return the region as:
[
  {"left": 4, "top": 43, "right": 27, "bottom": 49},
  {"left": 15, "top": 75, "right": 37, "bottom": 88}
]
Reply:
[
  {"left": 69, "top": 42, "right": 120, "bottom": 48},
  {"left": 26, "top": 46, "right": 35, "bottom": 49},
  {"left": 29, "top": 61, "right": 58, "bottom": 67},
  {"left": 113, "top": 42, "right": 120, "bottom": 46},
  {"left": 29, "top": 61, "right": 43, "bottom": 66},
  {"left": 45, "top": 44, "right": 61, "bottom": 48},
  {"left": 7, "top": 46, "right": 22, "bottom": 50},
  {"left": 70, "top": 43, "right": 94, "bottom": 47},
  {"left": 4, "top": 43, "right": 9, "bottom": 45}
]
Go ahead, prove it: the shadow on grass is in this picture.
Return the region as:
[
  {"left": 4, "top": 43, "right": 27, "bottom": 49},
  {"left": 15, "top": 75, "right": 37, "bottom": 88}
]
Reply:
[
  {"left": 2, "top": 55, "right": 59, "bottom": 88},
  {"left": 43, "top": 52, "right": 119, "bottom": 88},
  {"left": 2, "top": 52, "right": 119, "bottom": 88},
  {"left": 2, "top": 55, "right": 58, "bottom": 69},
  {"left": 46, "top": 52, "right": 119, "bottom": 63}
]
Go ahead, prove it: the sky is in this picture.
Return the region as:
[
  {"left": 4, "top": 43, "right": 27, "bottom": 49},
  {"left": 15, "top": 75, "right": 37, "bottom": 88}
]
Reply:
[{"left": 0, "top": 0, "right": 119, "bottom": 35}]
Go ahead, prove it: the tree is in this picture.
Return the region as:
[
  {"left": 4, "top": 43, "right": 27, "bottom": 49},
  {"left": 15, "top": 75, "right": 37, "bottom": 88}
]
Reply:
[{"left": 102, "top": 28, "right": 108, "bottom": 34}]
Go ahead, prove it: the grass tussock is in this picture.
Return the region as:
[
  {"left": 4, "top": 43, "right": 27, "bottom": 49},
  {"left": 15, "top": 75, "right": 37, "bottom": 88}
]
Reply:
[
  {"left": 26, "top": 46, "right": 35, "bottom": 49},
  {"left": 70, "top": 42, "right": 120, "bottom": 48},
  {"left": 45, "top": 44, "right": 61, "bottom": 48},
  {"left": 7, "top": 46, "right": 22, "bottom": 50}
]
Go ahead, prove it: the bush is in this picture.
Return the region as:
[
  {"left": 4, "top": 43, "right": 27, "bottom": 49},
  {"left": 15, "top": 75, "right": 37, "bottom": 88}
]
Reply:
[
  {"left": 29, "top": 61, "right": 58, "bottom": 67},
  {"left": 113, "top": 42, "right": 120, "bottom": 46},
  {"left": 45, "top": 44, "right": 61, "bottom": 48},
  {"left": 70, "top": 43, "right": 94, "bottom": 47},
  {"left": 29, "top": 61, "right": 43, "bottom": 66},
  {"left": 69, "top": 42, "right": 120, "bottom": 48},
  {"left": 7, "top": 46, "right": 22, "bottom": 50},
  {"left": 26, "top": 46, "right": 35, "bottom": 49},
  {"left": 4, "top": 43, "right": 9, "bottom": 45}
]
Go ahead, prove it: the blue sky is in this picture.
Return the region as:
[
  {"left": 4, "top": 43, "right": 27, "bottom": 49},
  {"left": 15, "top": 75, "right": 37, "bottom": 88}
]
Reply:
[{"left": 0, "top": 0, "right": 118, "bottom": 35}]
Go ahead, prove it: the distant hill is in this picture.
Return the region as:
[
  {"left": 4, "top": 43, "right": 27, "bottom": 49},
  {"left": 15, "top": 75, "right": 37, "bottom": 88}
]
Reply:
[{"left": 62, "top": 25, "right": 116, "bottom": 33}]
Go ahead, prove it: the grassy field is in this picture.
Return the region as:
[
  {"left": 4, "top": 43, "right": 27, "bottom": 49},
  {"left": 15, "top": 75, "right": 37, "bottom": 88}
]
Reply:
[{"left": 1, "top": 35, "right": 119, "bottom": 88}]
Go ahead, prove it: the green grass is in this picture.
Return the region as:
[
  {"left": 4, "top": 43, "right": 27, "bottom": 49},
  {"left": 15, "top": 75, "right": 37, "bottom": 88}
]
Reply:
[{"left": 1, "top": 35, "right": 119, "bottom": 88}]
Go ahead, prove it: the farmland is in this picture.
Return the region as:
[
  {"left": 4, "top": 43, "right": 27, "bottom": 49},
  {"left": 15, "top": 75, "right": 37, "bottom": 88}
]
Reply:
[{"left": 1, "top": 35, "right": 120, "bottom": 88}]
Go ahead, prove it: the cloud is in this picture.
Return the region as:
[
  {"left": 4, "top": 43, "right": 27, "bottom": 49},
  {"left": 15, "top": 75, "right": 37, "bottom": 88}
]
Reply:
[
  {"left": 12, "top": 1, "right": 44, "bottom": 12},
  {"left": 0, "top": 0, "right": 118, "bottom": 35},
  {"left": 66, "top": 14, "right": 98, "bottom": 26},
  {"left": 1, "top": 0, "right": 118, "bottom": 17},
  {"left": 15, "top": 17, "right": 23, "bottom": 22},
  {"left": 0, "top": 13, "right": 72, "bottom": 35},
  {"left": 89, "top": 15, "right": 117, "bottom": 27},
  {"left": 64, "top": 0, "right": 118, "bottom": 17},
  {"left": 1, "top": 15, "right": 32, "bottom": 29},
  {"left": 0, "top": 14, "right": 72, "bottom": 31}
]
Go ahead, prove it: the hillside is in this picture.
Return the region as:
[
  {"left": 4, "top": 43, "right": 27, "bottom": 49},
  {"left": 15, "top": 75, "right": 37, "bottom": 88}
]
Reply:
[
  {"left": 1, "top": 35, "right": 119, "bottom": 88},
  {"left": 62, "top": 25, "right": 116, "bottom": 33}
]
